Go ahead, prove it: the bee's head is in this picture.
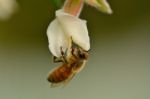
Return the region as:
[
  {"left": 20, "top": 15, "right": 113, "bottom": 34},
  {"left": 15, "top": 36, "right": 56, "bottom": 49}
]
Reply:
[
  {"left": 71, "top": 44, "right": 89, "bottom": 60},
  {"left": 78, "top": 50, "right": 89, "bottom": 60}
]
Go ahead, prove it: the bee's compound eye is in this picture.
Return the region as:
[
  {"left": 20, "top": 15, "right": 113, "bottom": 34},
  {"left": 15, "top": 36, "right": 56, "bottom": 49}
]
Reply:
[
  {"left": 79, "top": 53, "right": 85, "bottom": 59},
  {"left": 79, "top": 52, "right": 89, "bottom": 60}
]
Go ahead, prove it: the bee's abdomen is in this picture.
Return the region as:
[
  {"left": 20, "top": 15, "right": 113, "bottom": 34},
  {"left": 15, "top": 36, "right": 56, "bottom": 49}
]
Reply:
[{"left": 47, "top": 66, "right": 72, "bottom": 83}]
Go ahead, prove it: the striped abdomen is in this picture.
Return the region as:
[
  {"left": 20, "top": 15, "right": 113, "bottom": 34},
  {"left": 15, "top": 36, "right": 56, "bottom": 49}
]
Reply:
[{"left": 47, "top": 64, "right": 72, "bottom": 83}]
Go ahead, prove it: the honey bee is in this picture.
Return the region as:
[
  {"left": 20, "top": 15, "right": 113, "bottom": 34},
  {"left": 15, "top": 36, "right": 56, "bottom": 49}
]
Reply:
[{"left": 47, "top": 46, "right": 89, "bottom": 87}]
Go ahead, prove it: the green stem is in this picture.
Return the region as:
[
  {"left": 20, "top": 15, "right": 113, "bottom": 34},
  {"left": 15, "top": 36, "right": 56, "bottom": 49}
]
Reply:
[{"left": 63, "top": 0, "right": 84, "bottom": 17}]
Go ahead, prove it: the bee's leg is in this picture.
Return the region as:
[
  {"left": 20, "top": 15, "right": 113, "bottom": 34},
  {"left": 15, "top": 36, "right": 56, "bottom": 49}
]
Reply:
[
  {"left": 70, "top": 36, "right": 77, "bottom": 57},
  {"left": 53, "top": 56, "right": 63, "bottom": 63},
  {"left": 60, "top": 47, "right": 68, "bottom": 63},
  {"left": 71, "top": 46, "right": 75, "bottom": 55}
]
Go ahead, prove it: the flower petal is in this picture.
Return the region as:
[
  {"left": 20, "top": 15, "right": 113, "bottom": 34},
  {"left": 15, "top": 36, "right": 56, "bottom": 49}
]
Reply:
[
  {"left": 47, "top": 19, "right": 70, "bottom": 57},
  {"left": 0, "top": 0, "right": 18, "bottom": 20},
  {"left": 84, "top": 0, "right": 112, "bottom": 14},
  {"left": 56, "top": 10, "right": 90, "bottom": 51}
]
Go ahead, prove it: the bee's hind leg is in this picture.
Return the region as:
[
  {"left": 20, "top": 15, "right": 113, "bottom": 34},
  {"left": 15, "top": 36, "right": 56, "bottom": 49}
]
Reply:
[{"left": 53, "top": 56, "right": 63, "bottom": 63}]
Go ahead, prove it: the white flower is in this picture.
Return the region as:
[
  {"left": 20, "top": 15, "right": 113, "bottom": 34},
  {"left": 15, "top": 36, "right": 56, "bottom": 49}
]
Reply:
[
  {"left": 84, "top": 0, "right": 112, "bottom": 14},
  {"left": 47, "top": 9, "right": 90, "bottom": 57},
  {"left": 0, "top": 0, "right": 18, "bottom": 20}
]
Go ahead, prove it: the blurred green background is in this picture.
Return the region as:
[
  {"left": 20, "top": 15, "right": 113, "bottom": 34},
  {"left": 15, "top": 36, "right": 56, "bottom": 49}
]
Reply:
[{"left": 0, "top": 0, "right": 150, "bottom": 99}]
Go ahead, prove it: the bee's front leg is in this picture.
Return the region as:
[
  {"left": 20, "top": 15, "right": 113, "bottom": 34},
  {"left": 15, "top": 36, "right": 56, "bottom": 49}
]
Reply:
[{"left": 71, "top": 46, "right": 78, "bottom": 58}]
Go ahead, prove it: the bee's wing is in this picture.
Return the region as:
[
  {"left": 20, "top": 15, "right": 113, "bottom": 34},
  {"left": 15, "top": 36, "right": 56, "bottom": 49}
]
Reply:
[
  {"left": 63, "top": 73, "right": 76, "bottom": 87},
  {"left": 72, "top": 61, "right": 86, "bottom": 73},
  {"left": 62, "top": 61, "right": 87, "bottom": 87},
  {"left": 50, "top": 83, "right": 62, "bottom": 88}
]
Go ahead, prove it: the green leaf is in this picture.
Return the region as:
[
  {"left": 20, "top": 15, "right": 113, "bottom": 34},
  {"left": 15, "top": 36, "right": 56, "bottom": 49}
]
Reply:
[{"left": 51, "top": 0, "right": 63, "bottom": 8}]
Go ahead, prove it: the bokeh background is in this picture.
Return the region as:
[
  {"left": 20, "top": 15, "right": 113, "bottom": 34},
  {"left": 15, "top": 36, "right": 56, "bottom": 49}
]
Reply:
[{"left": 0, "top": 0, "right": 150, "bottom": 99}]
